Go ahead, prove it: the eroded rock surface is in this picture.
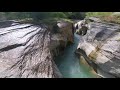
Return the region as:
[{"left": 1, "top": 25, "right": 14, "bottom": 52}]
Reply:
[
  {"left": 76, "top": 21, "right": 120, "bottom": 78},
  {"left": 0, "top": 20, "right": 74, "bottom": 78}
]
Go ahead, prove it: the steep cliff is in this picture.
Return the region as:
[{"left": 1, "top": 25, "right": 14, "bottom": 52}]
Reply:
[{"left": 0, "top": 20, "right": 74, "bottom": 78}]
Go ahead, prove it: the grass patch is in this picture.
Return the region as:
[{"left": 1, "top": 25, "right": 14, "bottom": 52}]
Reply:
[
  {"left": 85, "top": 12, "right": 120, "bottom": 24},
  {"left": 86, "top": 12, "right": 113, "bottom": 18},
  {"left": 102, "top": 15, "right": 120, "bottom": 24}
]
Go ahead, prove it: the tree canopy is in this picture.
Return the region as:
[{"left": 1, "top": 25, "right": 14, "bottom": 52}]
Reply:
[{"left": 0, "top": 12, "right": 86, "bottom": 21}]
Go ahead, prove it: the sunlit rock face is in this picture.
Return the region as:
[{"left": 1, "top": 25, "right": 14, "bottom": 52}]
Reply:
[
  {"left": 77, "top": 21, "right": 120, "bottom": 78},
  {"left": 0, "top": 20, "right": 74, "bottom": 78}
]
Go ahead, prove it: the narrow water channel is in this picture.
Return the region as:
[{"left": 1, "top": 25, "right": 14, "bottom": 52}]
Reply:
[{"left": 55, "top": 33, "right": 97, "bottom": 78}]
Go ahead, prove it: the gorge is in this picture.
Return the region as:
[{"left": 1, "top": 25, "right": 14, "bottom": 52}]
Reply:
[
  {"left": 0, "top": 16, "right": 120, "bottom": 78},
  {"left": 55, "top": 33, "right": 98, "bottom": 78}
]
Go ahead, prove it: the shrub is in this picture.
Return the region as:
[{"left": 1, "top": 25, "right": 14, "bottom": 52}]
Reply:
[
  {"left": 85, "top": 12, "right": 113, "bottom": 18},
  {"left": 50, "top": 12, "right": 67, "bottom": 18}
]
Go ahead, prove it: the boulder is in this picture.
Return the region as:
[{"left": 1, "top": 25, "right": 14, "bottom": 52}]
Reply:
[{"left": 0, "top": 20, "right": 74, "bottom": 78}]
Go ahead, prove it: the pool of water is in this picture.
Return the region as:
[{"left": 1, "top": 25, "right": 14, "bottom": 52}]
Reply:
[{"left": 54, "top": 34, "right": 97, "bottom": 78}]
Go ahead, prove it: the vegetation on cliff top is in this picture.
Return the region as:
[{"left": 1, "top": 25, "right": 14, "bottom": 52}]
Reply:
[
  {"left": 1, "top": 12, "right": 120, "bottom": 24},
  {"left": 86, "top": 12, "right": 120, "bottom": 24},
  {"left": 0, "top": 12, "right": 86, "bottom": 25},
  {"left": 0, "top": 12, "right": 85, "bottom": 20}
]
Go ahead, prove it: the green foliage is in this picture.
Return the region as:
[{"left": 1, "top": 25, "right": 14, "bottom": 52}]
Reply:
[
  {"left": 29, "top": 12, "right": 51, "bottom": 21},
  {"left": 0, "top": 12, "right": 68, "bottom": 21},
  {"left": 2, "top": 12, "right": 31, "bottom": 20},
  {"left": 0, "top": 12, "right": 6, "bottom": 20},
  {"left": 0, "top": 12, "right": 86, "bottom": 25},
  {"left": 85, "top": 12, "right": 113, "bottom": 18},
  {"left": 66, "top": 12, "right": 85, "bottom": 19},
  {"left": 85, "top": 12, "right": 120, "bottom": 24},
  {"left": 50, "top": 12, "right": 67, "bottom": 18},
  {"left": 0, "top": 12, "right": 86, "bottom": 21}
]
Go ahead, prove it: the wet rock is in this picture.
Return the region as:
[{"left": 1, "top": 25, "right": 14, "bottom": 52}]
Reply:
[{"left": 0, "top": 20, "right": 73, "bottom": 78}]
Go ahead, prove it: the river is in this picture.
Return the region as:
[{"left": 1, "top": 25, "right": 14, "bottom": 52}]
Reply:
[{"left": 55, "top": 33, "right": 98, "bottom": 78}]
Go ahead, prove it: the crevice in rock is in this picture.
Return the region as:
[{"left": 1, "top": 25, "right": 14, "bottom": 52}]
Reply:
[{"left": 0, "top": 44, "right": 24, "bottom": 53}]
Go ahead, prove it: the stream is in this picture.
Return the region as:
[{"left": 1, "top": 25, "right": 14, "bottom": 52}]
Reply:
[{"left": 55, "top": 33, "right": 98, "bottom": 78}]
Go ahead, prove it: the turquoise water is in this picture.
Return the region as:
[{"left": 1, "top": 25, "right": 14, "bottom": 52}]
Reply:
[{"left": 54, "top": 34, "right": 97, "bottom": 78}]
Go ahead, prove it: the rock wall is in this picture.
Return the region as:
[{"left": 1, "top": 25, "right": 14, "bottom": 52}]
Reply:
[
  {"left": 50, "top": 21, "right": 74, "bottom": 57},
  {"left": 76, "top": 21, "right": 120, "bottom": 78},
  {"left": 0, "top": 20, "right": 74, "bottom": 78}
]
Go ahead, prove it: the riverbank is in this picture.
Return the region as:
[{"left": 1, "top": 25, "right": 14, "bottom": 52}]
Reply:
[
  {"left": 55, "top": 34, "right": 98, "bottom": 78},
  {"left": 76, "top": 21, "right": 120, "bottom": 78}
]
